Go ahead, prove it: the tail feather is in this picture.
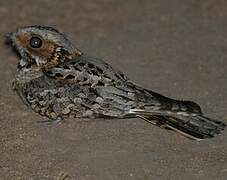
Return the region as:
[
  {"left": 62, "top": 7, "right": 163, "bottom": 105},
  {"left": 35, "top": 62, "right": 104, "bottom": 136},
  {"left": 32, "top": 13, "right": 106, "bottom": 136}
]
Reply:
[
  {"left": 165, "top": 115, "right": 225, "bottom": 139},
  {"left": 136, "top": 113, "right": 225, "bottom": 140}
]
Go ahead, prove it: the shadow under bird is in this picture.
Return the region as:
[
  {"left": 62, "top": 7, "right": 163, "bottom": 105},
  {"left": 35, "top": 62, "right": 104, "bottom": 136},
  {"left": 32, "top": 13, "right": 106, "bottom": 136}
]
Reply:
[{"left": 5, "top": 25, "right": 225, "bottom": 140}]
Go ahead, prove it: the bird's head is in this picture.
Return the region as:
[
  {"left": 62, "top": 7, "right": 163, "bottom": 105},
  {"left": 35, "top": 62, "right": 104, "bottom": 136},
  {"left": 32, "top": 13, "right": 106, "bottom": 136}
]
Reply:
[{"left": 6, "top": 25, "right": 82, "bottom": 69}]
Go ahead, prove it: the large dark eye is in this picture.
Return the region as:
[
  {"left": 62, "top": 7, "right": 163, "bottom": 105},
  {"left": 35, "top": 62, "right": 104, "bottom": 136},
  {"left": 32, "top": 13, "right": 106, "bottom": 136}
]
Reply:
[{"left": 30, "top": 37, "right": 42, "bottom": 48}]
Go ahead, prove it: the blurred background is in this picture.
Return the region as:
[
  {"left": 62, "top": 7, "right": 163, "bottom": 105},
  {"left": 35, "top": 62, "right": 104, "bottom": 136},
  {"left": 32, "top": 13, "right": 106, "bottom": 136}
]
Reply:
[{"left": 0, "top": 0, "right": 227, "bottom": 179}]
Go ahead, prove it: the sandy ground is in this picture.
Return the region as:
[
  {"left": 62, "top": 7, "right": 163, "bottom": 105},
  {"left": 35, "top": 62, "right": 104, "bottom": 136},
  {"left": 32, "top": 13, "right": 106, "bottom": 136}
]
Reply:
[{"left": 0, "top": 0, "right": 227, "bottom": 179}]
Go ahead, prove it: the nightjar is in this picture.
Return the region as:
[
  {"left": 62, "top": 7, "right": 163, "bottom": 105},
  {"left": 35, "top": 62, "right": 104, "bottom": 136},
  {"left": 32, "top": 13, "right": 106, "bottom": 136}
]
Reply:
[{"left": 6, "top": 25, "right": 225, "bottom": 140}]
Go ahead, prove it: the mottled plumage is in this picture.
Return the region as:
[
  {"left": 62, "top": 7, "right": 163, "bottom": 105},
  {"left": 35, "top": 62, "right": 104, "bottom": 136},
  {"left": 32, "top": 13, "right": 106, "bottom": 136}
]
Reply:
[{"left": 6, "top": 25, "right": 225, "bottom": 140}]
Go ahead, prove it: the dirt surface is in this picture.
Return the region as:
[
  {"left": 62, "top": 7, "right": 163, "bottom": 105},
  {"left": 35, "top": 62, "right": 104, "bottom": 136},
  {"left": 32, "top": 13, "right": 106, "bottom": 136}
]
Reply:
[{"left": 0, "top": 0, "right": 227, "bottom": 179}]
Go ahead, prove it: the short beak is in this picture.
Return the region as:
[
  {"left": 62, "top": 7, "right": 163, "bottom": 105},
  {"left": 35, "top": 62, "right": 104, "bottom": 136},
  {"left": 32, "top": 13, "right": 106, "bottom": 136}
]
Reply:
[{"left": 4, "top": 32, "right": 14, "bottom": 43}]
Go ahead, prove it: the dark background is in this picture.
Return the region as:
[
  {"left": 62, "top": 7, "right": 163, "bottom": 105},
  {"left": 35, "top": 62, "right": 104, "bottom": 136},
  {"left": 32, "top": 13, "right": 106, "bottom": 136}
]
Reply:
[{"left": 0, "top": 0, "right": 227, "bottom": 179}]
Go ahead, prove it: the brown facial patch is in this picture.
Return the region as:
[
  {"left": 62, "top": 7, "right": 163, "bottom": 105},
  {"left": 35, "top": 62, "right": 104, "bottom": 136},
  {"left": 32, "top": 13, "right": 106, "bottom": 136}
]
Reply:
[
  {"left": 15, "top": 32, "right": 82, "bottom": 70},
  {"left": 16, "top": 32, "right": 57, "bottom": 59}
]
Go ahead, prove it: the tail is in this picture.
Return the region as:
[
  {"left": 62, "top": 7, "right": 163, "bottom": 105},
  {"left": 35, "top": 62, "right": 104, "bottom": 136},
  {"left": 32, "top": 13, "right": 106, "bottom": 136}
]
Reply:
[
  {"left": 124, "top": 83, "right": 225, "bottom": 140},
  {"left": 161, "top": 115, "right": 225, "bottom": 140},
  {"left": 130, "top": 110, "right": 225, "bottom": 140}
]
